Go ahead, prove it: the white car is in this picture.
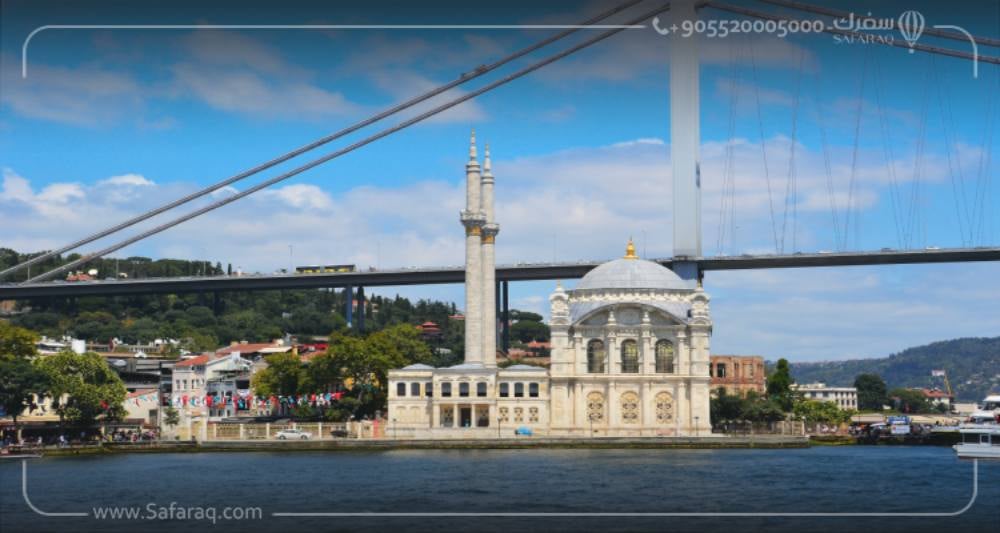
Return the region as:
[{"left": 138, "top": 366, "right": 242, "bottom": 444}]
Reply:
[{"left": 274, "top": 428, "right": 312, "bottom": 440}]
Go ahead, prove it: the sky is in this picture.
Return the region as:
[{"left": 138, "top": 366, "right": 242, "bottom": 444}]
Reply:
[{"left": 1, "top": 0, "right": 998, "bottom": 362}]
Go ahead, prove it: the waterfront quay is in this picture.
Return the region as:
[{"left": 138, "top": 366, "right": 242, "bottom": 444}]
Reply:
[{"left": 36, "top": 434, "right": 808, "bottom": 457}]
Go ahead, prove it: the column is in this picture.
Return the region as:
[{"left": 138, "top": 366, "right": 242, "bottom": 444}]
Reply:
[
  {"left": 344, "top": 285, "right": 353, "bottom": 329},
  {"left": 357, "top": 286, "right": 365, "bottom": 332},
  {"left": 501, "top": 281, "right": 510, "bottom": 353}
]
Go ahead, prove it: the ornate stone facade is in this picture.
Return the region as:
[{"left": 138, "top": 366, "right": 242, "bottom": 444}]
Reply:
[{"left": 547, "top": 241, "right": 713, "bottom": 437}]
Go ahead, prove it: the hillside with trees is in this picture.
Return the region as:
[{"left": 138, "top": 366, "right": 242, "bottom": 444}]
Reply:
[
  {"left": 2, "top": 249, "right": 550, "bottom": 365},
  {"left": 789, "top": 337, "right": 1000, "bottom": 401}
]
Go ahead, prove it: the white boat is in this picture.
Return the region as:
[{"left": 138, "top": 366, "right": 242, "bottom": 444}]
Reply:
[
  {"left": 954, "top": 425, "right": 1000, "bottom": 459},
  {"left": 954, "top": 394, "right": 1000, "bottom": 459}
]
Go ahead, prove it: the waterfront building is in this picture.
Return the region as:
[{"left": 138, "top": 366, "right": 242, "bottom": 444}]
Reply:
[
  {"left": 124, "top": 388, "right": 161, "bottom": 425},
  {"left": 387, "top": 133, "right": 713, "bottom": 438},
  {"left": 171, "top": 352, "right": 254, "bottom": 427},
  {"left": 709, "top": 355, "right": 765, "bottom": 397},
  {"left": 918, "top": 387, "right": 954, "bottom": 410},
  {"left": 792, "top": 382, "right": 858, "bottom": 410}
]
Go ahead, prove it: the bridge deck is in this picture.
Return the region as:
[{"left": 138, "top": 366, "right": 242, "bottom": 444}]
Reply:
[{"left": 1, "top": 247, "right": 998, "bottom": 298}]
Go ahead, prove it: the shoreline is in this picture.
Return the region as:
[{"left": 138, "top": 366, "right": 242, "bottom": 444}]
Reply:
[{"left": 33, "top": 435, "right": 810, "bottom": 456}]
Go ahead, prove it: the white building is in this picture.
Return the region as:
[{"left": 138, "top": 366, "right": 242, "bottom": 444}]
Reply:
[
  {"left": 793, "top": 382, "right": 858, "bottom": 410},
  {"left": 387, "top": 133, "right": 713, "bottom": 438}
]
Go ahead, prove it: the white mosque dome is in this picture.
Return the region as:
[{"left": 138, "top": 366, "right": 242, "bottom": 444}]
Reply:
[{"left": 575, "top": 240, "right": 687, "bottom": 291}]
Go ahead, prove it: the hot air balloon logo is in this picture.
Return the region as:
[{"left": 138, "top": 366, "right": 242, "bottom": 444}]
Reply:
[{"left": 898, "top": 10, "right": 925, "bottom": 53}]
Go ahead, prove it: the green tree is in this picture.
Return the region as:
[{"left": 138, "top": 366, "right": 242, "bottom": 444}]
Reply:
[
  {"left": 0, "top": 321, "right": 38, "bottom": 362},
  {"left": 766, "top": 358, "right": 796, "bottom": 411},
  {"left": 710, "top": 388, "right": 746, "bottom": 424},
  {"left": 303, "top": 351, "right": 343, "bottom": 393},
  {"left": 854, "top": 373, "right": 888, "bottom": 411},
  {"left": 162, "top": 406, "right": 180, "bottom": 429},
  {"left": 741, "top": 394, "right": 786, "bottom": 423},
  {"left": 793, "top": 399, "right": 853, "bottom": 425},
  {"left": 251, "top": 352, "right": 306, "bottom": 397},
  {"left": 0, "top": 358, "right": 50, "bottom": 434},
  {"left": 889, "top": 388, "right": 934, "bottom": 414},
  {"left": 35, "top": 351, "right": 128, "bottom": 427},
  {"left": 367, "top": 324, "right": 433, "bottom": 367},
  {"left": 510, "top": 310, "right": 544, "bottom": 323},
  {"left": 510, "top": 320, "right": 550, "bottom": 343}
]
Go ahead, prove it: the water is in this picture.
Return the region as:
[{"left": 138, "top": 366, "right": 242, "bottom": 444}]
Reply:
[{"left": 1, "top": 446, "right": 997, "bottom": 533}]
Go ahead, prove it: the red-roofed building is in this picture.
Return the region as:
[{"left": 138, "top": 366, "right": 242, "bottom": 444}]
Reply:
[
  {"left": 918, "top": 388, "right": 954, "bottom": 409},
  {"left": 416, "top": 321, "right": 443, "bottom": 340}
]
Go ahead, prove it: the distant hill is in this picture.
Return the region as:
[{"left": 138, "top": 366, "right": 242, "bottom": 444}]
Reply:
[{"left": 787, "top": 337, "right": 1000, "bottom": 401}]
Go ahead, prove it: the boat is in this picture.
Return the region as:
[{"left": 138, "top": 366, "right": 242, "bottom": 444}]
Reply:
[
  {"left": 953, "top": 394, "right": 1000, "bottom": 459},
  {"left": 954, "top": 425, "right": 1000, "bottom": 459}
]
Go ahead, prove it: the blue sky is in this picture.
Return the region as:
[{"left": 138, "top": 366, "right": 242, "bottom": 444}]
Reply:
[{"left": 1, "top": 0, "right": 998, "bottom": 362}]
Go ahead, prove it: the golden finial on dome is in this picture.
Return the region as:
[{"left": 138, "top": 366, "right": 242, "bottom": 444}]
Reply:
[{"left": 624, "top": 237, "right": 637, "bottom": 259}]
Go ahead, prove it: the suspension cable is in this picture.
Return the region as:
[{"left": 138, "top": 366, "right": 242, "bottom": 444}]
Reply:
[
  {"left": 872, "top": 49, "right": 904, "bottom": 248},
  {"left": 748, "top": 36, "right": 780, "bottom": 253},
  {"left": 26, "top": 3, "right": 673, "bottom": 283},
  {"left": 0, "top": 0, "right": 644, "bottom": 281}
]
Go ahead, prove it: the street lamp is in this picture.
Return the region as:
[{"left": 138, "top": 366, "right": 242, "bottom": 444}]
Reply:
[
  {"left": 589, "top": 412, "right": 597, "bottom": 437},
  {"left": 392, "top": 418, "right": 397, "bottom": 440},
  {"left": 694, "top": 415, "right": 700, "bottom": 437},
  {"left": 497, "top": 415, "right": 502, "bottom": 439}
]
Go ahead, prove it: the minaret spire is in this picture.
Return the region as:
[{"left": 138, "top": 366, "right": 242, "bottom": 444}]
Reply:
[
  {"left": 480, "top": 142, "right": 499, "bottom": 367},
  {"left": 460, "top": 129, "right": 485, "bottom": 365}
]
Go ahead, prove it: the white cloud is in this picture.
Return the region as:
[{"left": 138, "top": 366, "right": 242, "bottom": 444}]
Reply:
[
  {"left": 100, "top": 174, "right": 155, "bottom": 187},
  {"left": 260, "top": 184, "right": 333, "bottom": 209}
]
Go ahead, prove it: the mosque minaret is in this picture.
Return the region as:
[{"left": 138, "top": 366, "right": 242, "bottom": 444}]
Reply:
[
  {"left": 387, "top": 132, "right": 712, "bottom": 438},
  {"left": 480, "top": 143, "right": 499, "bottom": 367},
  {"left": 459, "top": 130, "right": 485, "bottom": 366}
]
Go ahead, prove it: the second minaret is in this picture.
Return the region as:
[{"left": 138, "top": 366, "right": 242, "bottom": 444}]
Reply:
[{"left": 480, "top": 145, "right": 499, "bottom": 367}]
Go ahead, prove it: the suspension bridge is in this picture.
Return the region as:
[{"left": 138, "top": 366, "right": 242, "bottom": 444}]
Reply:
[{"left": 1, "top": 0, "right": 997, "bottom": 305}]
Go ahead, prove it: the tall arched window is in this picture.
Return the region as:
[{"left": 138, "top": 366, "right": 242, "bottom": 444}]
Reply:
[
  {"left": 587, "top": 339, "right": 605, "bottom": 373},
  {"left": 621, "top": 339, "right": 639, "bottom": 373},
  {"left": 655, "top": 340, "right": 675, "bottom": 373}
]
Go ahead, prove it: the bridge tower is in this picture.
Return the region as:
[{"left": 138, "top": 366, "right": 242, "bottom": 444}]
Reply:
[{"left": 669, "top": 0, "right": 701, "bottom": 282}]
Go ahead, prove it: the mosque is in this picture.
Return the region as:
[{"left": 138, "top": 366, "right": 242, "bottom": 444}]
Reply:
[{"left": 386, "top": 133, "right": 713, "bottom": 438}]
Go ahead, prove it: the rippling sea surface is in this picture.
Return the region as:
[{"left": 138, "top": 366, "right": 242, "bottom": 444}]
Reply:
[{"left": 1, "top": 446, "right": 997, "bottom": 533}]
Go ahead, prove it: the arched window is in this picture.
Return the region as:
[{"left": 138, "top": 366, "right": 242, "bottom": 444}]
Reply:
[
  {"left": 514, "top": 383, "right": 525, "bottom": 398},
  {"left": 396, "top": 382, "right": 406, "bottom": 397},
  {"left": 459, "top": 382, "right": 470, "bottom": 397},
  {"left": 620, "top": 392, "right": 639, "bottom": 424},
  {"left": 499, "top": 382, "right": 509, "bottom": 397},
  {"left": 441, "top": 382, "right": 452, "bottom": 397},
  {"left": 529, "top": 383, "right": 539, "bottom": 398},
  {"left": 655, "top": 340, "right": 675, "bottom": 373},
  {"left": 587, "top": 339, "right": 606, "bottom": 373},
  {"left": 655, "top": 392, "right": 674, "bottom": 423},
  {"left": 477, "top": 382, "right": 487, "bottom": 397},
  {"left": 410, "top": 382, "right": 421, "bottom": 396},
  {"left": 586, "top": 392, "right": 605, "bottom": 423},
  {"left": 621, "top": 340, "right": 639, "bottom": 373}
]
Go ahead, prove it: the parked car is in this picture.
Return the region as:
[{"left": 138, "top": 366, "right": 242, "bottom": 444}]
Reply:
[
  {"left": 275, "top": 428, "right": 311, "bottom": 440},
  {"left": 329, "top": 428, "right": 349, "bottom": 438}
]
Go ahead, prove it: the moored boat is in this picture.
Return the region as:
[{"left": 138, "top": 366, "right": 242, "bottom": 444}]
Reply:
[{"left": 954, "top": 425, "right": 1000, "bottom": 459}]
